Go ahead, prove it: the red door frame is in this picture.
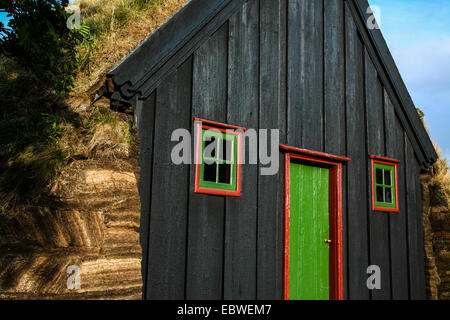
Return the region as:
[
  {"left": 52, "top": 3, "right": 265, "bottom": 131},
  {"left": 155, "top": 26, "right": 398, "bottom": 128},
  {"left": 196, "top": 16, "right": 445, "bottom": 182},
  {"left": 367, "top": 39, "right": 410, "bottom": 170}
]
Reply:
[{"left": 280, "top": 144, "right": 351, "bottom": 300}]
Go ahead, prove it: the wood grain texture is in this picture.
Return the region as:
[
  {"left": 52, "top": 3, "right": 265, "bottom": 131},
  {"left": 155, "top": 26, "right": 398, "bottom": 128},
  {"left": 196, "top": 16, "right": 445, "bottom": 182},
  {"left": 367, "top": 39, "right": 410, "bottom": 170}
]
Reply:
[
  {"left": 289, "top": 163, "right": 330, "bottom": 300},
  {"left": 405, "top": 136, "right": 427, "bottom": 299},
  {"left": 324, "top": 0, "right": 345, "bottom": 156},
  {"left": 133, "top": 0, "right": 430, "bottom": 300},
  {"left": 110, "top": 0, "right": 231, "bottom": 87},
  {"left": 384, "top": 90, "right": 409, "bottom": 299},
  {"left": 324, "top": 0, "right": 347, "bottom": 298},
  {"left": 353, "top": 0, "right": 437, "bottom": 166},
  {"left": 346, "top": 1, "right": 429, "bottom": 169},
  {"left": 1, "top": 0, "right": 435, "bottom": 301},
  {"left": 344, "top": 4, "right": 370, "bottom": 299},
  {"left": 287, "top": 0, "right": 324, "bottom": 150},
  {"left": 110, "top": 0, "right": 436, "bottom": 168},
  {"left": 257, "top": 0, "right": 286, "bottom": 300},
  {"left": 137, "top": 93, "right": 156, "bottom": 299},
  {"left": 137, "top": 0, "right": 248, "bottom": 99},
  {"left": 224, "top": 0, "right": 259, "bottom": 300},
  {"left": 186, "top": 24, "right": 228, "bottom": 300},
  {"left": 146, "top": 57, "right": 192, "bottom": 299},
  {"left": 365, "top": 50, "right": 391, "bottom": 300}
]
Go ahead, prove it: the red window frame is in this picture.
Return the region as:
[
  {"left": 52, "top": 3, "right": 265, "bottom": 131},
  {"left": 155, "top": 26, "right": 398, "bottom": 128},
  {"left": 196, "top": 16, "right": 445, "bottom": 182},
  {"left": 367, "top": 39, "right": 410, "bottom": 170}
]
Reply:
[
  {"left": 280, "top": 144, "right": 351, "bottom": 301},
  {"left": 194, "top": 118, "right": 246, "bottom": 197},
  {"left": 370, "top": 155, "right": 400, "bottom": 213}
]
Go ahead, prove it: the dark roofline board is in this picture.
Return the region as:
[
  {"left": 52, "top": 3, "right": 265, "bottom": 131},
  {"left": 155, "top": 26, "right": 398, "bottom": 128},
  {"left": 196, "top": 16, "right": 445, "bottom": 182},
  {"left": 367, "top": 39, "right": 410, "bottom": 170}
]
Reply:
[
  {"left": 107, "top": 0, "right": 437, "bottom": 167},
  {"left": 353, "top": 0, "right": 437, "bottom": 166},
  {"left": 347, "top": 0, "right": 436, "bottom": 167},
  {"left": 109, "top": 0, "right": 226, "bottom": 85},
  {"left": 136, "top": 0, "right": 247, "bottom": 99},
  {"left": 108, "top": 0, "right": 243, "bottom": 96}
]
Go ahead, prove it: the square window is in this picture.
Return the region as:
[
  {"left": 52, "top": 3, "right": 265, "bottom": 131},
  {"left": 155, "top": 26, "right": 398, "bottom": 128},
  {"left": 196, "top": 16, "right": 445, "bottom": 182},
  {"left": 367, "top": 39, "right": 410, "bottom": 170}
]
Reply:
[
  {"left": 194, "top": 118, "right": 244, "bottom": 197},
  {"left": 371, "top": 155, "right": 400, "bottom": 212}
]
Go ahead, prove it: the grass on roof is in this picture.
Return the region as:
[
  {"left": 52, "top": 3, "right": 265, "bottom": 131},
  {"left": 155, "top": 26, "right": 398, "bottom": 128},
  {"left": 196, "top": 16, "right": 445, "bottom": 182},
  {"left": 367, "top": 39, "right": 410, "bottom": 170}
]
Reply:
[{"left": 0, "top": 0, "right": 188, "bottom": 214}]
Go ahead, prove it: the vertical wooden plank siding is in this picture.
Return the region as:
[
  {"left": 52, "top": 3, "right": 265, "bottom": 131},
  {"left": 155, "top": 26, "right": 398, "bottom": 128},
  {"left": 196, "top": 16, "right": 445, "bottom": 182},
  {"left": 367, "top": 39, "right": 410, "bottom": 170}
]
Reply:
[
  {"left": 135, "top": 0, "right": 429, "bottom": 300},
  {"left": 384, "top": 91, "right": 409, "bottom": 299},
  {"left": 405, "top": 137, "right": 426, "bottom": 300},
  {"left": 138, "top": 93, "right": 156, "bottom": 299},
  {"left": 324, "top": 0, "right": 347, "bottom": 299},
  {"left": 186, "top": 24, "right": 228, "bottom": 299},
  {"left": 224, "top": 1, "right": 259, "bottom": 300},
  {"left": 324, "top": 0, "right": 345, "bottom": 156},
  {"left": 147, "top": 59, "right": 192, "bottom": 299},
  {"left": 288, "top": 0, "right": 324, "bottom": 150},
  {"left": 365, "top": 51, "right": 391, "bottom": 300},
  {"left": 344, "top": 3, "right": 370, "bottom": 300},
  {"left": 257, "top": 0, "right": 286, "bottom": 300}
]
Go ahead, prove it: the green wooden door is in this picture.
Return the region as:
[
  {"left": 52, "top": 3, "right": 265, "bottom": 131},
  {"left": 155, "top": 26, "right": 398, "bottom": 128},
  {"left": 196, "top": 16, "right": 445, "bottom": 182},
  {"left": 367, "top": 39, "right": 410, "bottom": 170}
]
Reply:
[{"left": 289, "top": 162, "right": 330, "bottom": 300}]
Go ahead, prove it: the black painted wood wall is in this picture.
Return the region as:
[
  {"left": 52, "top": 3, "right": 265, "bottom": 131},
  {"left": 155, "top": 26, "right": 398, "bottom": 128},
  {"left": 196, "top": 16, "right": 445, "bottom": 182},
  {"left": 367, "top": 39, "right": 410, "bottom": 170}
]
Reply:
[{"left": 137, "top": 0, "right": 426, "bottom": 300}]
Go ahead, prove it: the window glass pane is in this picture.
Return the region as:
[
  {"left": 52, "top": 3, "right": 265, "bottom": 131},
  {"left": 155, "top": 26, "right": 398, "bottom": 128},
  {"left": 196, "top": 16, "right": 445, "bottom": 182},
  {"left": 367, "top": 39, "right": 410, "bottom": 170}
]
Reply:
[
  {"left": 204, "top": 163, "right": 217, "bottom": 182},
  {"left": 384, "top": 170, "right": 392, "bottom": 186},
  {"left": 218, "top": 163, "right": 232, "bottom": 184},
  {"left": 221, "top": 139, "right": 233, "bottom": 162},
  {"left": 204, "top": 136, "right": 218, "bottom": 159},
  {"left": 376, "top": 186, "right": 384, "bottom": 202},
  {"left": 376, "top": 169, "right": 383, "bottom": 185},
  {"left": 385, "top": 187, "right": 393, "bottom": 203}
]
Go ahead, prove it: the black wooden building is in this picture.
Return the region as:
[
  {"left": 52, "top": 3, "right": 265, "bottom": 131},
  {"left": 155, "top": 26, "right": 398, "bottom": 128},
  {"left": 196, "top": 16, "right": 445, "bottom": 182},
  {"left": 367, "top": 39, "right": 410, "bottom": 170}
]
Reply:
[{"left": 107, "top": 0, "right": 437, "bottom": 300}]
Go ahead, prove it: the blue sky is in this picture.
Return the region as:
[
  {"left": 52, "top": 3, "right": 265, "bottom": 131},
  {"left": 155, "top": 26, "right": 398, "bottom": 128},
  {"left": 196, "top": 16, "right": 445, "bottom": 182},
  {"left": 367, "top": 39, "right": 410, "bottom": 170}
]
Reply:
[
  {"left": 369, "top": 0, "right": 450, "bottom": 160},
  {"left": 0, "top": 1, "right": 76, "bottom": 26},
  {"left": 0, "top": 12, "right": 9, "bottom": 28}
]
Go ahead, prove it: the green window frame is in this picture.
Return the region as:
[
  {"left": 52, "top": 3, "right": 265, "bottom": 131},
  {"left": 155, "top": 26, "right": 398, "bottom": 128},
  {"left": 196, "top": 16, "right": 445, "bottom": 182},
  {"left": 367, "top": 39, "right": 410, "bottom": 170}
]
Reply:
[
  {"left": 199, "top": 129, "right": 238, "bottom": 192},
  {"left": 371, "top": 155, "right": 400, "bottom": 213},
  {"left": 373, "top": 162, "right": 396, "bottom": 208}
]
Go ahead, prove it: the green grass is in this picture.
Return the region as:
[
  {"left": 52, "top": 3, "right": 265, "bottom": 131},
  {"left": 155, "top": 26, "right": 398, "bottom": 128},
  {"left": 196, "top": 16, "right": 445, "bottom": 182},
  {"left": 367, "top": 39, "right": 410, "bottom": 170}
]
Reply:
[
  {"left": 0, "top": 57, "right": 132, "bottom": 214},
  {"left": 429, "top": 145, "right": 450, "bottom": 207},
  {"left": 0, "top": 0, "right": 181, "bottom": 213},
  {"left": 78, "top": 0, "right": 161, "bottom": 40},
  {"left": 85, "top": 106, "right": 132, "bottom": 146},
  {"left": 0, "top": 59, "right": 69, "bottom": 213}
]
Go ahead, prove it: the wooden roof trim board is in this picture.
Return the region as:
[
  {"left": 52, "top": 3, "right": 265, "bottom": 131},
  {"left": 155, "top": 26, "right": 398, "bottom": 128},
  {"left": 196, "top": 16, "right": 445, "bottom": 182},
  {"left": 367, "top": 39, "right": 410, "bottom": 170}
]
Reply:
[
  {"left": 352, "top": 0, "right": 437, "bottom": 167},
  {"left": 108, "top": 0, "right": 224, "bottom": 85},
  {"left": 108, "top": 0, "right": 245, "bottom": 100},
  {"left": 107, "top": 0, "right": 437, "bottom": 168}
]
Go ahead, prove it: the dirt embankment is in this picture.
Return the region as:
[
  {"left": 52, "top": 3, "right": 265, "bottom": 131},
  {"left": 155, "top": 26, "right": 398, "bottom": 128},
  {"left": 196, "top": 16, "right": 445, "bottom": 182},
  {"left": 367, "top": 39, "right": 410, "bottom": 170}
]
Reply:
[
  {"left": 423, "top": 168, "right": 450, "bottom": 300},
  {"left": 0, "top": 0, "right": 191, "bottom": 300},
  {"left": 0, "top": 98, "right": 142, "bottom": 300}
]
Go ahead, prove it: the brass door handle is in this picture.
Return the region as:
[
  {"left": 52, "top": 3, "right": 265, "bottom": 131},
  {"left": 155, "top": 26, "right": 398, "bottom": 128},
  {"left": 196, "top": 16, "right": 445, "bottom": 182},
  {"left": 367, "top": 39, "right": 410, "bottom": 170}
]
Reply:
[{"left": 324, "top": 238, "right": 332, "bottom": 244}]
